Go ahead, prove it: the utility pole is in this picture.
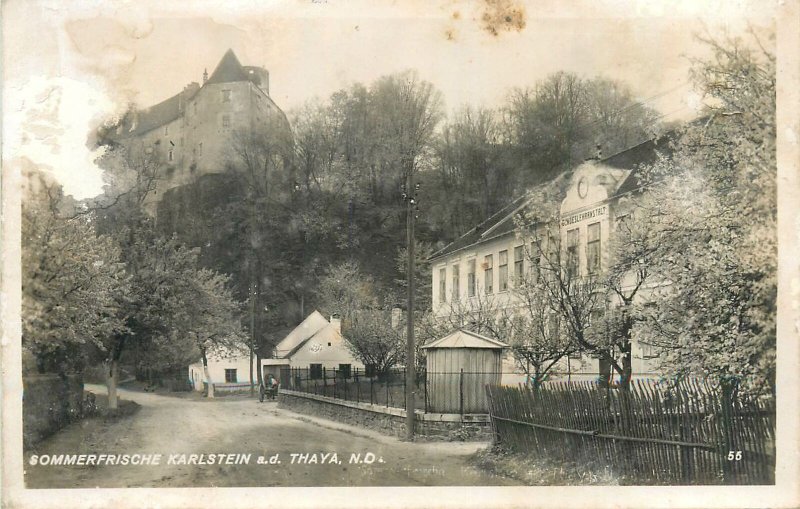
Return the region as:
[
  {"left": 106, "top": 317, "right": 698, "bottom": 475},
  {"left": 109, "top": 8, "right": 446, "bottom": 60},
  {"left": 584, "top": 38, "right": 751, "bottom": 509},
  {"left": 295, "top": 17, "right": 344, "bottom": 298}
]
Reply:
[{"left": 403, "top": 177, "right": 419, "bottom": 440}]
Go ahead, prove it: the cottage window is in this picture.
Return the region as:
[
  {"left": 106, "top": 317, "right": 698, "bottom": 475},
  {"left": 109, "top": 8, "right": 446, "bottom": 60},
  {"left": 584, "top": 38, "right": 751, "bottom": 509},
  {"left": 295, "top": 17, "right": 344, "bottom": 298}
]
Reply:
[
  {"left": 451, "top": 263, "right": 460, "bottom": 301},
  {"left": 640, "top": 342, "right": 658, "bottom": 359},
  {"left": 222, "top": 89, "right": 231, "bottom": 102},
  {"left": 484, "top": 255, "right": 493, "bottom": 294},
  {"left": 467, "top": 259, "right": 476, "bottom": 297},
  {"left": 514, "top": 246, "right": 524, "bottom": 284},
  {"left": 309, "top": 364, "right": 323, "bottom": 380},
  {"left": 338, "top": 364, "right": 351, "bottom": 379},
  {"left": 224, "top": 369, "right": 237, "bottom": 383},
  {"left": 438, "top": 267, "right": 446, "bottom": 303},
  {"left": 566, "top": 228, "right": 580, "bottom": 278},
  {"left": 499, "top": 250, "right": 508, "bottom": 291},
  {"left": 587, "top": 222, "right": 601, "bottom": 275}
]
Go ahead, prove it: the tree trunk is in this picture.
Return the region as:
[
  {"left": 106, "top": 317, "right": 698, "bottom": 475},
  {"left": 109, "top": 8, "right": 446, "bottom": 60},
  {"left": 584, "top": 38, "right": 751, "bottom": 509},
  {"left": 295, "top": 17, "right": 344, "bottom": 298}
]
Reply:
[
  {"left": 202, "top": 348, "right": 214, "bottom": 398},
  {"left": 256, "top": 353, "right": 263, "bottom": 388},
  {"left": 107, "top": 359, "right": 119, "bottom": 410},
  {"left": 598, "top": 354, "right": 612, "bottom": 389}
]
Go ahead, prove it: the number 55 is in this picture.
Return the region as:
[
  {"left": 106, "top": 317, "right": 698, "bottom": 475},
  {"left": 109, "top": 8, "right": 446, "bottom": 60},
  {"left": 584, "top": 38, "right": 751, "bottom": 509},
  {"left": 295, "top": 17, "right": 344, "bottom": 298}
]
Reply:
[{"left": 727, "top": 451, "right": 742, "bottom": 461}]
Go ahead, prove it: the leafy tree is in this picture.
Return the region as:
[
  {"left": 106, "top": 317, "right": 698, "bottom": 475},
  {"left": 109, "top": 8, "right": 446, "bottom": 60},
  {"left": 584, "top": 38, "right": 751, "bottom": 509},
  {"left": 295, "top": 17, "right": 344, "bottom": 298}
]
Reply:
[
  {"left": 21, "top": 170, "right": 129, "bottom": 375},
  {"left": 502, "top": 265, "right": 574, "bottom": 388},
  {"left": 315, "top": 260, "right": 381, "bottom": 318},
  {"left": 342, "top": 310, "right": 405, "bottom": 379},
  {"left": 633, "top": 30, "right": 776, "bottom": 398}
]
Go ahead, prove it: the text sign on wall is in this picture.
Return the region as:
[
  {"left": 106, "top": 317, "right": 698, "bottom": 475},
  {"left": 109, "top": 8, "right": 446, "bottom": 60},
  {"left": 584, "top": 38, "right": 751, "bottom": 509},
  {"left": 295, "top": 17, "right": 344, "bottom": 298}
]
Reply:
[{"left": 560, "top": 205, "right": 607, "bottom": 227}]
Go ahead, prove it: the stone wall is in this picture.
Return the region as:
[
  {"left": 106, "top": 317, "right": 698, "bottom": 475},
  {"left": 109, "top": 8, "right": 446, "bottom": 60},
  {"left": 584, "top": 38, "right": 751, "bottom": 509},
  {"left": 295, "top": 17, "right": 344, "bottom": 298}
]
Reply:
[
  {"left": 23, "top": 374, "right": 85, "bottom": 448},
  {"left": 278, "top": 390, "right": 493, "bottom": 441}
]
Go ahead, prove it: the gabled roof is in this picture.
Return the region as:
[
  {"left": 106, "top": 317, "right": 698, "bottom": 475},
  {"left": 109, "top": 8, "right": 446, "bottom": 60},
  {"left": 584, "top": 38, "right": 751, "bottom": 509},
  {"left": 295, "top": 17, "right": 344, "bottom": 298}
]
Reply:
[
  {"left": 274, "top": 311, "right": 329, "bottom": 358},
  {"left": 120, "top": 86, "right": 198, "bottom": 137},
  {"left": 430, "top": 135, "right": 674, "bottom": 262},
  {"left": 421, "top": 329, "right": 508, "bottom": 349},
  {"left": 610, "top": 134, "right": 675, "bottom": 196},
  {"left": 294, "top": 321, "right": 343, "bottom": 357},
  {"left": 429, "top": 193, "right": 532, "bottom": 261},
  {"left": 205, "top": 49, "right": 249, "bottom": 85}
]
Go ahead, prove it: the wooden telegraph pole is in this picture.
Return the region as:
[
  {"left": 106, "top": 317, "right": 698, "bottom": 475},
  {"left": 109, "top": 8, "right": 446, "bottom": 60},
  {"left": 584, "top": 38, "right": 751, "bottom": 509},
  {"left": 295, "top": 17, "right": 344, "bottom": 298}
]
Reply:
[{"left": 404, "top": 177, "right": 418, "bottom": 440}]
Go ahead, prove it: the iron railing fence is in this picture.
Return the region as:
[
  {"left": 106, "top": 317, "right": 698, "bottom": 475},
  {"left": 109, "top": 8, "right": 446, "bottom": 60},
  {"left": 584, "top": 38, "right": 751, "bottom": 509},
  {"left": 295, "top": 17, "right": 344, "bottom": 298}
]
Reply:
[{"left": 279, "top": 366, "right": 504, "bottom": 414}]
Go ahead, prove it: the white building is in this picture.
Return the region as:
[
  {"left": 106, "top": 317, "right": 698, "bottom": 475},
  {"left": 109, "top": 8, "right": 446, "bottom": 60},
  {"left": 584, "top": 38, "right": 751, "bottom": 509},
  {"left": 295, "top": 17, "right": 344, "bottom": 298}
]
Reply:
[
  {"left": 429, "top": 139, "right": 668, "bottom": 382},
  {"left": 188, "top": 352, "right": 259, "bottom": 393},
  {"left": 263, "top": 311, "right": 365, "bottom": 382}
]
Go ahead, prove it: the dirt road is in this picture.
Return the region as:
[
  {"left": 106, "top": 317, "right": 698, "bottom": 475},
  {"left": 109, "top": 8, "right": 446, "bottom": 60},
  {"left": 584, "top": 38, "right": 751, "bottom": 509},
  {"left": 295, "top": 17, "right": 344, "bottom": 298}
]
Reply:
[{"left": 25, "top": 385, "right": 517, "bottom": 488}]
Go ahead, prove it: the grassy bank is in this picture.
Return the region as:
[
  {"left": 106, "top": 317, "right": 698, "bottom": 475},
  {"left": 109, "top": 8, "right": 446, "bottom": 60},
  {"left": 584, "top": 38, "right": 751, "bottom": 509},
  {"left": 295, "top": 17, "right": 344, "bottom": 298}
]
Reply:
[{"left": 471, "top": 444, "right": 621, "bottom": 485}]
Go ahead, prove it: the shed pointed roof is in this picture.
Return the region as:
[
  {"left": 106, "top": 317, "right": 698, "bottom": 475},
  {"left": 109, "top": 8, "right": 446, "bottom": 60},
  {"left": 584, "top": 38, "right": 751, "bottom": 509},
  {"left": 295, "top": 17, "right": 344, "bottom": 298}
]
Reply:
[
  {"left": 205, "top": 49, "right": 249, "bottom": 85},
  {"left": 421, "top": 329, "right": 508, "bottom": 349}
]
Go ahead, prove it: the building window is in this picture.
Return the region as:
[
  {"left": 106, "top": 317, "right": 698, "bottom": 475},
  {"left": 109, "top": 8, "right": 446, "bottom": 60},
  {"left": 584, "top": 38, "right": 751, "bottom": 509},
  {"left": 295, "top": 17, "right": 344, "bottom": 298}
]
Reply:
[
  {"left": 483, "top": 255, "right": 493, "bottom": 294},
  {"left": 640, "top": 342, "right": 658, "bottom": 359},
  {"left": 529, "top": 242, "right": 540, "bottom": 281},
  {"left": 587, "top": 222, "right": 601, "bottom": 275},
  {"left": 310, "top": 364, "right": 323, "bottom": 380},
  {"left": 514, "top": 246, "right": 524, "bottom": 284},
  {"left": 439, "top": 267, "right": 446, "bottom": 303},
  {"left": 566, "top": 228, "right": 580, "bottom": 278},
  {"left": 168, "top": 149, "right": 174, "bottom": 162},
  {"left": 198, "top": 142, "right": 203, "bottom": 157},
  {"left": 467, "top": 259, "right": 476, "bottom": 298},
  {"left": 338, "top": 364, "right": 351, "bottom": 379},
  {"left": 451, "top": 263, "right": 460, "bottom": 301},
  {"left": 499, "top": 250, "right": 508, "bottom": 291},
  {"left": 224, "top": 369, "right": 237, "bottom": 383},
  {"left": 222, "top": 115, "right": 230, "bottom": 128},
  {"left": 222, "top": 89, "right": 231, "bottom": 102},
  {"left": 164, "top": 125, "right": 169, "bottom": 135}
]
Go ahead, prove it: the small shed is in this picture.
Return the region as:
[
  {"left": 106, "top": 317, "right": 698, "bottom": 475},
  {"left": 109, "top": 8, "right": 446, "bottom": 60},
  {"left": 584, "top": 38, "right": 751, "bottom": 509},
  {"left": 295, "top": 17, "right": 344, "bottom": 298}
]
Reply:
[{"left": 421, "top": 329, "right": 507, "bottom": 414}]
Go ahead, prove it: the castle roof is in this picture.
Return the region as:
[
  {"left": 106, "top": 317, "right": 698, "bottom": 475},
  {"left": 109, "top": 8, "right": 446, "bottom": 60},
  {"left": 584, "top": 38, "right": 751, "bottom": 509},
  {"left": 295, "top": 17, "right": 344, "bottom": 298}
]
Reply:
[{"left": 205, "top": 49, "right": 249, "bottom": 86}]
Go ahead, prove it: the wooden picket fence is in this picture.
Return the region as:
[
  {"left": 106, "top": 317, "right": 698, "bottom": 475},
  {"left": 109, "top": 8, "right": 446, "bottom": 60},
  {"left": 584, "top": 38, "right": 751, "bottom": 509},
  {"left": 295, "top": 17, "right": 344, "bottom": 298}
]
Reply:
[{"left": 485, "top": 379, "right": 775, "bottom": 484}]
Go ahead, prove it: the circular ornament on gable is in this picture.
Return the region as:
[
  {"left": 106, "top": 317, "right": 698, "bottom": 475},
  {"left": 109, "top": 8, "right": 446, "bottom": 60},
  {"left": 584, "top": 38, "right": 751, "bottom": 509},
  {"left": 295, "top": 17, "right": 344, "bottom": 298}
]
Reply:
[
  {"left": 577, "top": 177, "right": 588, "bottom": 198},
  {"left": 309, "top": 342, "right": 322, "bottom": 353}
]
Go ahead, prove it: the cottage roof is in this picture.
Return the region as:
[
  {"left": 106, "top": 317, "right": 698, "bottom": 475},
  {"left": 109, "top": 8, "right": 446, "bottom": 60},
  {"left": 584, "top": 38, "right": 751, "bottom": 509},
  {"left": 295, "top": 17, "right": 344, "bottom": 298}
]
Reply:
[
  {"left": 273, "top": 311, "right": 329, "bottom": 358},
  {"left": 205, "top": 49, "right": 250, "bottom": 85},
  {"left": 421, "top": 329, "right": 508, "bottom": 350}
]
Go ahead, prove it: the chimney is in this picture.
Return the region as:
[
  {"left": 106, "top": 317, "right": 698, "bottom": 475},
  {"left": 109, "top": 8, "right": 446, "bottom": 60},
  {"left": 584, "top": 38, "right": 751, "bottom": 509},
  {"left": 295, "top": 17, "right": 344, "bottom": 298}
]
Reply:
[
  {"left": 391, "top": 307, "right": 402, "bottom": 329},
  {"left": 203, "top": 68, "right": 208, "bottom": 84},
  {"left": 330, "top": 314, "right": 341, "bottom": 333}
]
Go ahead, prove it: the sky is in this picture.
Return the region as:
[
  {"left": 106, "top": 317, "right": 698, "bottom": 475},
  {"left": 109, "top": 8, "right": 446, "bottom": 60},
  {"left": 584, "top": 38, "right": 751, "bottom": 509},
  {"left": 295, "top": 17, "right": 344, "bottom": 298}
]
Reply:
[{"left": 2, "top": 0, "right": 776, "bottom": 199}]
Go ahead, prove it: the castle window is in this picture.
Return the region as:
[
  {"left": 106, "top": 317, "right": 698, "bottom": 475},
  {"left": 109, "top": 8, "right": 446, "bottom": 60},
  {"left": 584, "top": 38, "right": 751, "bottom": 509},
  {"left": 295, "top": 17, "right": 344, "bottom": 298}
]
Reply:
[
  {"left": 222, "top": 90, "right": 231, "bottom": 102},
  {"left": 198, "top": 142, "right": 203, "bottom": 157},
  {"left": 168, "top": 149, "right": 174, "bottom": 162},
  {"left": 164, "top": 125, "right": 169, "bottom": 135},
  {"left": 222, "top": 115, "right": 230, "bottom": 128}
]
